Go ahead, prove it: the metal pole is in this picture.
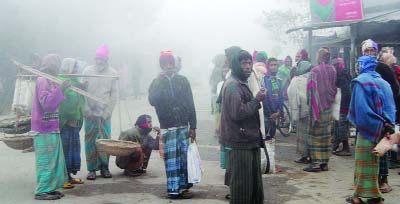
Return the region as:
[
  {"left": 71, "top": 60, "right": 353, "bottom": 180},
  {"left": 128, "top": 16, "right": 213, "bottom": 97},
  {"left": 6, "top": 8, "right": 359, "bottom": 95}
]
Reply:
[
  {"left": 350, "top": 24, "right": 358, "bottom": 77},
  {"left": 308, "top": 30, "right": 313, "bottom": 63}
]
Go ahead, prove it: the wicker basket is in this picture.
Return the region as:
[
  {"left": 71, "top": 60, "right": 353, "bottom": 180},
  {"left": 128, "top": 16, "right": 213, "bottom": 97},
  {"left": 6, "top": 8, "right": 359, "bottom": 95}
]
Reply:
[
  {"left": 96, "top": 139, "right": 141, "bottom": 156},
  {"left": 0, "top": 133, "right": 36, "bottom": 150}
]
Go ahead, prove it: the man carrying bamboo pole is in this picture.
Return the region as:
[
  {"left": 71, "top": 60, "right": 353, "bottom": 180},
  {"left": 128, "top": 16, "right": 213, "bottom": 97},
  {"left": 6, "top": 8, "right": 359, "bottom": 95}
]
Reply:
[{"left": 82, "top": 45, "right": 118, "bottom": 180}]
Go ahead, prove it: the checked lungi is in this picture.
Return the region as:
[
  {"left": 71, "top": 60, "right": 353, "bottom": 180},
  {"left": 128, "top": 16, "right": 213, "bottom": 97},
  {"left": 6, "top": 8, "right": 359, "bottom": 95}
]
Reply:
[
  {"left": 162, "top": 126, "right": 190, "bottom": 194},
  {"left": 61, "top": 125, "right": 81, "bottom": 174},
  {"left": 353, "top": 136, "right": 382, "bottom": 199},
  {"left": 308, "top": 110, "right": 332, "bottom": 164},
  {"left": 332, "top": 113, "right": 350, "bottom": 145}
]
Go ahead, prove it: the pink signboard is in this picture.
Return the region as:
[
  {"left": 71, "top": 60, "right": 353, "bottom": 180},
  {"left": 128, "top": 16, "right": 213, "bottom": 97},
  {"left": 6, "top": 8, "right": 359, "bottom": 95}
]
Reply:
[
  {"left": 310, "top": 0, "right": 364, "bottom": 23},
  {"left": 335, "top": 0, "right": 363, "bottom": 21}
]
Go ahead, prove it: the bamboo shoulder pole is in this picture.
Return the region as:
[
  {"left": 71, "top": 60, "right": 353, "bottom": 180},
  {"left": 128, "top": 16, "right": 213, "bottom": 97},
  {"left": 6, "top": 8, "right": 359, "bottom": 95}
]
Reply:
[{"left": 11, "top": 59, "right": 106, "bottom": 104}]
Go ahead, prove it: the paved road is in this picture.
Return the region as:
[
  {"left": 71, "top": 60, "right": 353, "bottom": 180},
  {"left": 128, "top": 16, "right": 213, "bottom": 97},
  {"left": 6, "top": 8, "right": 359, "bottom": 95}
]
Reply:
[{"left": 1, "top": 85, "right": 399, "bottom": 204}]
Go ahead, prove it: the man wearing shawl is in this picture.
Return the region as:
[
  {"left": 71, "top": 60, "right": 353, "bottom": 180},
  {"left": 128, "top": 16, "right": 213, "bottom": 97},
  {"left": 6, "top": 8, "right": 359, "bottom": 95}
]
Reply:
[
  {"left": 332, "top": 58, "right": 352, "bottom": 156},
  {"left": 32, "top": 54, "right": 70, "bottom": 200},
  {"left": 346, "top": 40, "right": 395, "bottom": 204},
  {"left": 220, "top": 50, "right": 266, "bottom": 204},
  {"left": 82, "top": 45, "right": 117, "bottom": 180},
  {"left": 304, "top": 48, "right": 337, "bottom": 172},
  {"left": 210, "top": 54, "right": 226, "bottom": 114},
  {"left": 58, "top": 58, "right": 85, "bottom": 187},
  {"left": 148, "top": 51, "right": 197, "bottom": 199}
]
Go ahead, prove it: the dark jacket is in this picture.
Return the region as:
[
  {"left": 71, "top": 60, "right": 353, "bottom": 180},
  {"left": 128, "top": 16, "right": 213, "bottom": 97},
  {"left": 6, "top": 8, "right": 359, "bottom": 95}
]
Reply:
[
  {"left": 148, "top": 74, "right": 197, "bottom": 129},
  {"left": 376, "top": 62, "right": 400, "bottom": 98},
  {"left": 263, "top": 75, "right": 284, "bottom": 115},
  {"left": 220, "top": 76, "right": 262, "bottom": 149}
]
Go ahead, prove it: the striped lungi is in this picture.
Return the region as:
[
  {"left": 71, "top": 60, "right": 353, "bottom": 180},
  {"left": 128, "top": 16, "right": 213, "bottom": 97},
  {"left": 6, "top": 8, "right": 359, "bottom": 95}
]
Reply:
[
  {"left": 309, "top": 110, "right": 332, "bottom": 164},
  {"left": 296, "top": 117, "right": 310, "bottom": 157},
  {"left": 228, "top": 148, "right": 264, "bottom": 204},
  {"left": 34, "top": 133, "right": 68, "bottom": 194},
  {"left": 354, "top": 136, "right": 382, "bottom": 199},
  {"left": 379, "top": 153, "right": 389, "bottom": 177},
  {"left": 162, "top": 126, "right": 190, "bottom": 194}
]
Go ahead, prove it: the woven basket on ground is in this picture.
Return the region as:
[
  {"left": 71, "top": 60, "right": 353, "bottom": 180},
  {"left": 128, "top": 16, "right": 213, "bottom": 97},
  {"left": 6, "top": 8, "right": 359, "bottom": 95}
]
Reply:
[
  {"left": 0, "top": 132, "right": 36, "bottom": 150},
  {"left": 96, "top": 139, "right": 141, "bottom": 156}
]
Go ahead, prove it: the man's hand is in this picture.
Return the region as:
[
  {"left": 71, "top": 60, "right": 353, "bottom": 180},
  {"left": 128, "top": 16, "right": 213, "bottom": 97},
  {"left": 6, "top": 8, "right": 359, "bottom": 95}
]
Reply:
[
  {"left": 256, "top": 87, "right": 267, "bottom": 101},
  {"left": 61, "top": 80, "right": 71, "bottom": 91},
  {"left": 271, "top": 112, "right": 280, "bottom": 120},
  {"left": 189, "top": 129, "right": 196, "bottom": 143}
]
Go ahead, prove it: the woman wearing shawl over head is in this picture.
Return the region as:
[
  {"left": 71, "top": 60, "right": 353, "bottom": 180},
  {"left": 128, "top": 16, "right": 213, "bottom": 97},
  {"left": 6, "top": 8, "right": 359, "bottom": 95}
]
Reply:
[
  {"left": 58, "top": 58, "right": 85, "bottom": 187},
  {"left": 346, "top": 40, "right": 395, "bottom": 204},
  {"left": 31, "top": 54, "right": 70, "bottom": 200},
  {"left": 303, "top": 48, "right": 337, "bottom": 172},
  {"left": 288, "top": 49, "right": 313, "bottom": 164}
]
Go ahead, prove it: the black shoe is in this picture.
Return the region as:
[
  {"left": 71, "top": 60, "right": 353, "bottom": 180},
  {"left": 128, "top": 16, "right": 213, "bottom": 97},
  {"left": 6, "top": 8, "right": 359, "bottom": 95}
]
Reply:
[
  {"left": 123, "top": 170, "right": 142, "bottom": 177},
  {"left": 35, "top": 192, "right": 61, "bottom": 200},
  {"left": 101, "top": 170, "right": 112, "bottom": 178},
  {"left": 320, "top": 164, "right": 329, "bottom": 171},
  {"left": 225, "top": 194, "right": 231, "bottom": 199}
]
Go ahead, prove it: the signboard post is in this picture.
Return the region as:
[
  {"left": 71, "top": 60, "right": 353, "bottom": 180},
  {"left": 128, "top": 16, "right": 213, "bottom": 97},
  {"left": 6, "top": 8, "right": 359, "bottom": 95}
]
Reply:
[{"left": 310, "top": 0, "right": 364, "bottom": 23}]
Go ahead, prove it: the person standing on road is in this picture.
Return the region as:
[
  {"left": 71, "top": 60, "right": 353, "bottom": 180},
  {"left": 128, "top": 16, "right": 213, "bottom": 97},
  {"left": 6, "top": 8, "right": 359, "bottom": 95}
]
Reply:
[
  {"left": 58, "top": 58, "right": 86, "bottom": 188},
  {"left": 303, "top": 47, "right": 337, "bottom": 172},
  {"left": 346, "top": 42, "right": 395, "bottom": 204},
  {"left": 331, "top": 58, "right": 352, "bottom": 156},
  {"left": 220, "top": 50, "right": 266, "bottom": 204},
  {"left": 82, "top": 45, "right": 118, "bottom": 180},
  {"left": 31, "top": 54, "right": 70, "bottom": 200},
  {"left": 263, "top": 57, "right": 284, "bottom": 141},
  {"left": 148, "top": 51, "right": 197, "bottom": 199}
]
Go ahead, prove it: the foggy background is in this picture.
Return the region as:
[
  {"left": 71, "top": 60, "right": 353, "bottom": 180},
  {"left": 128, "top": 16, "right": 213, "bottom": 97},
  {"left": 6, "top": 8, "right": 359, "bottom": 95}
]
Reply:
[{"left": 0, "top": 0, "right": 308, "bottom": 95}]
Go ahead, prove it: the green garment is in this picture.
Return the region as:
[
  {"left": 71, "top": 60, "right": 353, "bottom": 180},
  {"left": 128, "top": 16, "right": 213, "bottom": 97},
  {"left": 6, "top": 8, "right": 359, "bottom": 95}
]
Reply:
[
  {"left": 277, "top": 65, "right": 291, "bottom": 86},
  {"left": 34, "top": 133, "right": 68, "bottom": 194},
  {"left": 256, "top": 51, "right": 268, "bottom": 62},
  {"left": 58, "top": 76, "right": 85, "bottom": 130},
  {"left": 296, "top": 61, "right": 313, "bottom": 76}
]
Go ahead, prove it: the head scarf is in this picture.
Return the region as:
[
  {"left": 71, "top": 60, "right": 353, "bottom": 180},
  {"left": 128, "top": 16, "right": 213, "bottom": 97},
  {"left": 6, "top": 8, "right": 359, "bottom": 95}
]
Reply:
[
  {"left": 333, "top": 58, "right": 345, "bottom": 71},
  {"left": 135, "top": 114, "right": 151, "bottom": 129},
  {"left": 175, "top": 56, "right": 182, "bottom": 71},
  {"left": 317, "top": 48, "right": 331, "bottom": 64},
  {"left": 159, "top": 51, "right": 175, "bottom": 67},
  {"left": 60, "top": 58, "right": 77, "bottom": 74},
  {"left": 224, "top": 46, "right": 241, "bottom": 61},
  {"left": 41, "top": 54, "right": 61, "bottom": 72},
  {"left": 256, "top": 51, "right": 268, "bottom": 63},
  {"left": 382, "top": 53, "right": 397, "bottom": 66},
  {"left": 212, "top": 54, "right": 226, "bottom": 68},
  {"left": 95, "top": 45, "right": 109, "bottom": 61},
  {"left": 296, "top": 61, "right": 312, "bottom": 76},
  {"left": 231, "top": 50, "right": 252, "bottom": 80},
  {"left": 361, "top": 39, "right": 378, "bottom": 53},
  {"left": 299, "top": 49, "right": 309, "bottom": 61},
  {"left": 358, "top": 56, "right": 378, "bottom": 74}
]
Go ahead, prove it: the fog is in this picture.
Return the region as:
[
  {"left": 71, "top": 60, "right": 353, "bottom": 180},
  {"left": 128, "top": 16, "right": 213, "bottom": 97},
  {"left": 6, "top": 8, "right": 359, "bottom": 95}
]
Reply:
[{"left": 0, "top": 0, "right": 305, "bottom": 90}]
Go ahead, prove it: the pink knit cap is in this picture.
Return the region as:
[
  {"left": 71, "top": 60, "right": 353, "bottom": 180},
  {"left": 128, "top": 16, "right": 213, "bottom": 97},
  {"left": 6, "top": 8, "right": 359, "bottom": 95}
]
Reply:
[{"left": 95, "top": 45, "right": 109, "bottom": 61}]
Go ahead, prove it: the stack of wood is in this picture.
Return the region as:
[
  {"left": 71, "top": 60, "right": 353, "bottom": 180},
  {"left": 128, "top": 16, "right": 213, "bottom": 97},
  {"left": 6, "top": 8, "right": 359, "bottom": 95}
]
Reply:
[{"left": 0, "top": 115, "right": 31, "bottom": 134}]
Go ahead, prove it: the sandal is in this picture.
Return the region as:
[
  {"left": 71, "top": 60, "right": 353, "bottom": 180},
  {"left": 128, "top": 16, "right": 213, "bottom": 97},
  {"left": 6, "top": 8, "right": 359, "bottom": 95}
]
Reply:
[
  {"left": 35, "top": 192, "right": 61, "bottom": 200},
  {"left": 87, "top": 171, "right": 96, "bottom": 180},
  {"left": 345, "top": 196, "right": 365, "bottom": 204},
  {"left": 303, "top": 164, "right": 321, "bottom": 172},
  {"left": 225, "top": 194, "right": 231, "bottom": 199},
  {"left": 70, "top": 178, "right": 84, "bottom": 184},
  {"left": 180, "top": 190, "right": 193, "bottom": 199},
  {"left": 366, "top": 197, "right": 384, "bottom": 204},
  {"left": 334, "top": 150, "right": 352, "bottom": 156},
  {"left": 380, "top": 183, "right": 392, "bottom": 193},
  {"left": 49, "top": 191, "right": 64, "bottom": 197},
  {"left": 63, "top": 182, "right": 74, "bottom": 189},
  {"left": 101, "top": 170, "right": 112, "bottom": 178}
]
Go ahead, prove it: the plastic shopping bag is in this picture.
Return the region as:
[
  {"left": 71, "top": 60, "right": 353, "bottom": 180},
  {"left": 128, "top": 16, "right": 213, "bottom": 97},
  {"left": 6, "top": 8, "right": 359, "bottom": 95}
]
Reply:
[{"left": 187, "top": 142, "right": 203, "bottom": 184}]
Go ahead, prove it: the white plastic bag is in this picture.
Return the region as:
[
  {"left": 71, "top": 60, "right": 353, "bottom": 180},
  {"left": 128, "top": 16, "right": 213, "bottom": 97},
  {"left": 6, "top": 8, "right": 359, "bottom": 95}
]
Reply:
[
  {"left": 187, "top": 142, "right": 203, "bottom": 184},
  {"left": 331, "top": 88, "right": 341, "bottom": 120},
  {"left": 265, "top": 141, "right": 276, "bottom": 174}
]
